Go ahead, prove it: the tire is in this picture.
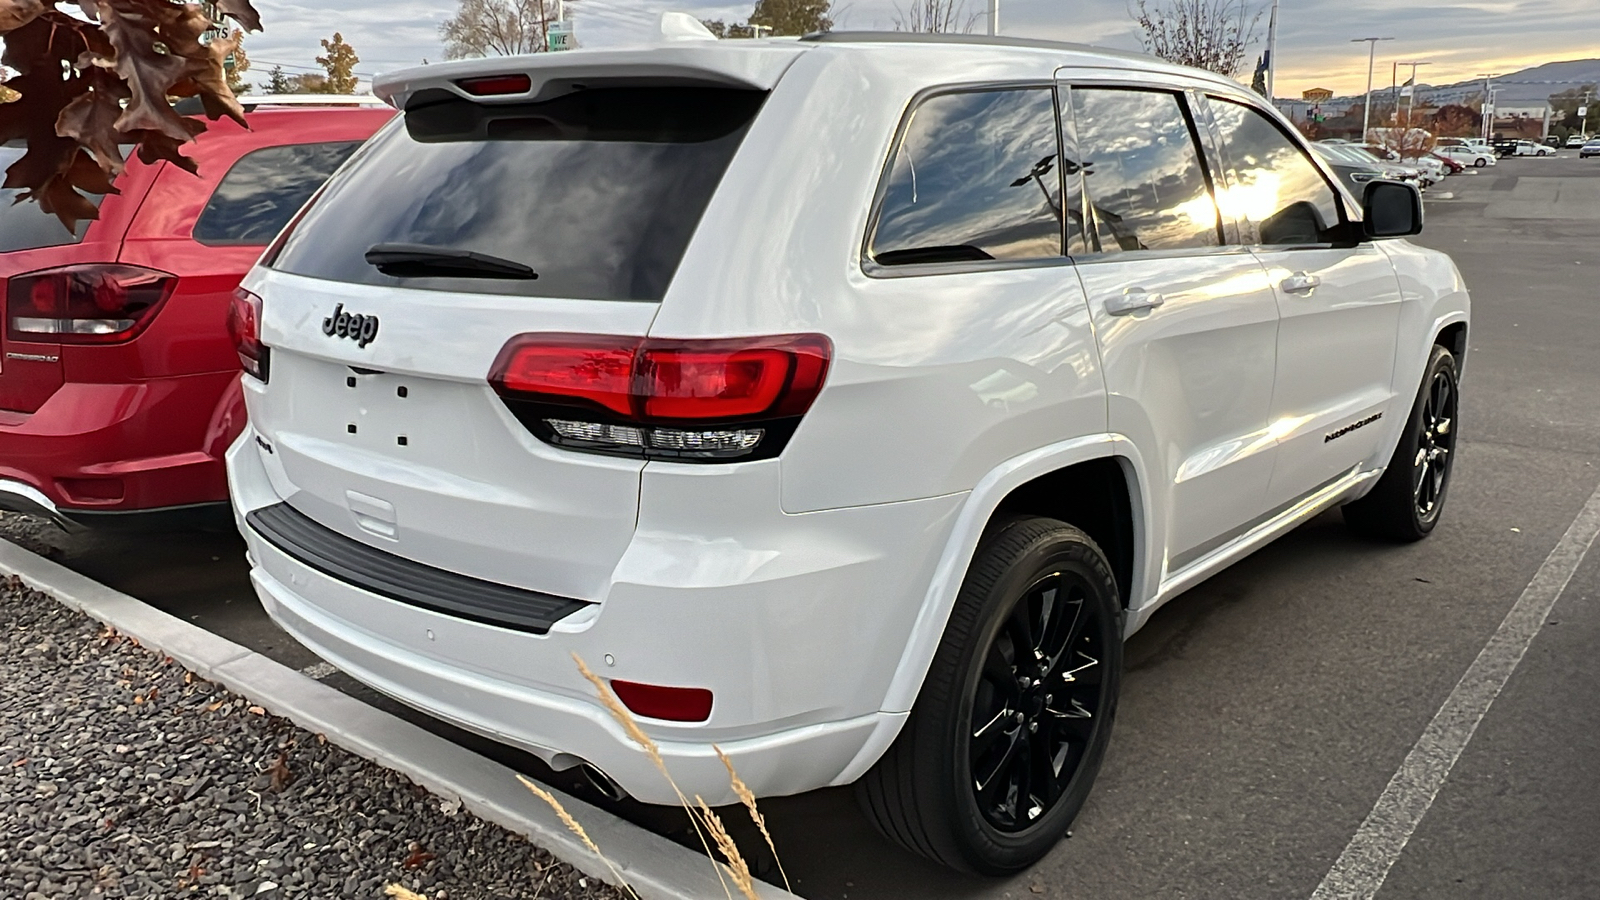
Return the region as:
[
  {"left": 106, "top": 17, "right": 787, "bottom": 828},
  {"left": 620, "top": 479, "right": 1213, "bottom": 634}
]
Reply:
[
  {"left": 856, "top": 517, "right": 1123, "bottom": 874},
  {"left": 1474, "top": 158, "right": 1487, "bottom": 167},
  {"left": 1538, "top": 149, "right": 1548, "bottom": 156},
  {"left": 1343, "top": 344, "right": 1460, "bottom": 541}
]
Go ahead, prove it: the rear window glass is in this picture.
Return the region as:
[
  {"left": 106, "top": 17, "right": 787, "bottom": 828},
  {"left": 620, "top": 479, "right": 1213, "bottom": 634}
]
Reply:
[
  {"left": 269, "top": 87, "right": 766, "bottom": 301},
  {"left": 0, "top": 146, "right": 107, "bottom": 251},
  {"left": 194, "top": 141, "right": 362, "bottom": 245}
]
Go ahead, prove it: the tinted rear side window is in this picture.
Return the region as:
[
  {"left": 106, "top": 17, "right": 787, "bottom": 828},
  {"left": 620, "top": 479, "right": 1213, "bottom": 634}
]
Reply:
[
  {"left": 1069, "top": 88, "right": 1220, "bottom": 254},
  {"left": 0, "top": 146, "right": 104, "bottom": 251},
  {"left": 869, "top": 88, "right": 1067, "bottom": 266},
  {"left": 194, "top": 142, "right": 362, "bottom": 245},
  {"left": 269, "top": 87, "right": 766, "bottom": 301},
  {"left": 1208, "top": 98, "right": 1343, "bottom": 245}
]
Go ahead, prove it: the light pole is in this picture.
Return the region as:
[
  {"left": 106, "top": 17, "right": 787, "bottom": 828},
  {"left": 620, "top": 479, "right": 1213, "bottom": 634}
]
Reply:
[
  {"left": 1264, "top": 0, "right": 1280, "bottom": 99},
  {"left": 1397, "top": 60, "right": 1433, "bottom": 133},
  {"left": 1476, "top": 73, "right": 1498, "bottom": 143},
  {"left": 988, "top": 0, "right": 998, "bottom": 35},
  {"left": 1352, "top": 37, "right": 1394, "bottom": 141}
]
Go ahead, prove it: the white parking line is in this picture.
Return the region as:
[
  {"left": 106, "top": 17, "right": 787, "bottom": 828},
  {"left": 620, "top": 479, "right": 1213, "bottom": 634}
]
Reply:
[{"left": 1311, "top": 480, "right": 1600, "bottom": 900}]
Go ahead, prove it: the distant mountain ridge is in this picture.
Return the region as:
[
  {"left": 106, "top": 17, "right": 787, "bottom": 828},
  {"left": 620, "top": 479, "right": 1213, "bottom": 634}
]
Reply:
[{"left": 1290, "top": 58, "right": 1600, "bottom": 107}]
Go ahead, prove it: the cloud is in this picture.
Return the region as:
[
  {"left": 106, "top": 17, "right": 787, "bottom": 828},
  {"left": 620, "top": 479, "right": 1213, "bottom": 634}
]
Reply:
[{"left": 241, "top": 0, "right": 1599, "bottom": 99}]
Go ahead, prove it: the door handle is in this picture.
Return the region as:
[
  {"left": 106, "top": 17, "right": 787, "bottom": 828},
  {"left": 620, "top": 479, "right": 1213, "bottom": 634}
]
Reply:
[
  {"left": 1106, "top": 288, "right": 1165, "bottom": 316},
  {"left": 1280, "top": 272, "right": 1322, "bottom": 295}
]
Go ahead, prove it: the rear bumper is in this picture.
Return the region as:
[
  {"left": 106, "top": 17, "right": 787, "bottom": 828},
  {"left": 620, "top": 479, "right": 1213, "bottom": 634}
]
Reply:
[
  {"left": 0, "top": 373, "right": 243, "bottom": 515},
  {"left": 228, "top": 424, "right": 963, "bottom": 804}
]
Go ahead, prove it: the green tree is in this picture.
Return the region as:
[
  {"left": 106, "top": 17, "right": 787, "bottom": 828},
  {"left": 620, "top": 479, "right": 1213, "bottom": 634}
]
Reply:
[
  {"left": 316, "top": 32, "right": 360, "bottom": 94},
  {"left": 1549, "top": 84, "right": 1597, "bottom": 138},
  {"left": 223, "top": 29, "right": 252, "bottom": 94},
  {"left": 749, "top": 0, "right": 831, "bottom": 34},
  {"left": 263, "top": 64, "right": 294, "bottom": 94},
  {"left": 701, "top": 19, "right": 756, "bottom": 38}
]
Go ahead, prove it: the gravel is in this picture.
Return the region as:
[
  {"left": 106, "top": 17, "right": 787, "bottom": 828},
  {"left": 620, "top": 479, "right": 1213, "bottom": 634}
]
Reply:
[{"left": 0, "top": 574, "right": 630, "bottom": 900}]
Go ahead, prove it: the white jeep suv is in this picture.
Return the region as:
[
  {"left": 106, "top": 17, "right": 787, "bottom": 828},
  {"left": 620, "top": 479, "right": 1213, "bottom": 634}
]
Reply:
[{"left": 226, "top": 32, "right": 1469, "bottom": 874}]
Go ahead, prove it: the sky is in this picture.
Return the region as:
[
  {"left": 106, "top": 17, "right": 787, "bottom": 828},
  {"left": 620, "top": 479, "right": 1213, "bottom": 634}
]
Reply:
[{"left": 238, "top": 0, "right": 1600, "bottom": 99}]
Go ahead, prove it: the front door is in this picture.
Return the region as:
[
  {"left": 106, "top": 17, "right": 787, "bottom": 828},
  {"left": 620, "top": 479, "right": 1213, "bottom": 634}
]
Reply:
[
  {"left": 1061, "top": 82, "right": 1282, "bottom": 577},
  {"left": 1201, "top": 95, "right": 1403, "bottom": 509}
]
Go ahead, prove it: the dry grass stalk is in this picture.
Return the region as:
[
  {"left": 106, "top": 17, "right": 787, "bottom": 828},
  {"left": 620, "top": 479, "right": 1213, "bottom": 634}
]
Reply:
[
  {"left": 697, "top": 796, "right": 762, "bottom": 900},
  {"left": 382, "top": 886, "right": 427, "bottom": 900},
  {"left": 571, "top": 652, "right": 735, "bottom": 900},
  {"left": 715, "top": 744, "right": 790, "bottom": 893},
  {"left": 518, "top": 774, "right": 642, "bottom": 900}
]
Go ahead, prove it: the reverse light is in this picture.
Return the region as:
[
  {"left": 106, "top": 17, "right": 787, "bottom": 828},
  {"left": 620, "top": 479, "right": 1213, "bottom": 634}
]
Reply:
[
  {"left": 228, "top": 288, "right": 268, "bottom": 380},
  {"left": 456, "top": 73, "right": 533, "bottom": 96},
  {"left": 6, "top": 264, "right": 175, "bottom": 344},
  {"left": 490, "top": 333, "right": 831, "bottom": 462},
  {"left": 610, "top": 680, "right": 713, "bottom": 723}
]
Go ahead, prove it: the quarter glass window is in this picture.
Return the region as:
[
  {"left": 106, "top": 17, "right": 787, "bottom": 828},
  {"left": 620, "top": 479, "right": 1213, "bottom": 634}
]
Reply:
[
  {"left": 870, "top": 88, "right": 1068, "bottom": 266},
  {"left": 1069, "top": 88, "right": 1220, "bottom": 253}
]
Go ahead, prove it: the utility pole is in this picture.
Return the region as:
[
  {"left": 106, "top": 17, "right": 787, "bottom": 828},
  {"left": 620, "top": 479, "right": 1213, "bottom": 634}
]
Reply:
[
  {"left": 1264, "top": 0, "right": 1280, "bottom": 100},
  {"left": 1352, "top": 37, "right": 1394, "bottom": 141},
  {"left": 988, "top": 0, "right": 998, "bottom": 36},
  {"left": 1476, "top": 73, "right": 1498, "bottom": 143}
]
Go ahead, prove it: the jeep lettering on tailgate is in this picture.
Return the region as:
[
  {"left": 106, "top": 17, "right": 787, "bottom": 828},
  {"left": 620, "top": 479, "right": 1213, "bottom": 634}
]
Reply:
[{"left": 322, "top": 303, "right": 379, "bottom": 348}]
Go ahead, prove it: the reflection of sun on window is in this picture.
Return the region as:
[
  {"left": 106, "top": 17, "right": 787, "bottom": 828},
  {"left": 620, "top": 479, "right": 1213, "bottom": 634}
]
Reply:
[
  {"left": 1215, "top": 170, "right": 1283, "bottom": 224},
  {"left": 1166, "top": 192, "right": 1222, "bottom": 235}
]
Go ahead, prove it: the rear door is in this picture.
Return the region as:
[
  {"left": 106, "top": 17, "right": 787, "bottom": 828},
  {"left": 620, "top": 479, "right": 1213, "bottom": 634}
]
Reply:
[
  {"left": 1060, "top": 81, "right": 1282, "bottom": 575},
  {"left": 244, "top": 85, "right": 768, "bottom": 602},
  {"left": 1201, "top": 94, "right": 1402, "bottom": 509}
]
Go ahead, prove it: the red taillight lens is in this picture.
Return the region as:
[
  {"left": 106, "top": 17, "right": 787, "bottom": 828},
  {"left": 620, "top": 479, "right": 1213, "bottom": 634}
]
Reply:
[
  {"left": 456, "top": 73, "right": 533, "bottom": 96},
  {"left": 6, "top": 265, "right": 176, "bottom": 344},
  {"left": 228, "top": 288, "right": 267, "bottom": 380},
  {"left": 489, "top": 334, "right": 831, "bottom": 461},
  {"left": 610, "top": 680, "right": 713, "bottom": 723},
  {"left": 490, "top": 334, "right": 831, "bottom": 422}
]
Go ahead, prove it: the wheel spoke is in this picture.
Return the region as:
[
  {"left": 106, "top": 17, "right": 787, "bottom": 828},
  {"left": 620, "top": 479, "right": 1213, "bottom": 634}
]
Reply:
[
  {"left": 981, "top": 642, "right": 1019, "bottom": 701},
  {"left": 972, "top": 705, "right": 1012, "bottom": 757},
  {"left": 974, "top": 726, "right": 1023, "bottom": 796}
]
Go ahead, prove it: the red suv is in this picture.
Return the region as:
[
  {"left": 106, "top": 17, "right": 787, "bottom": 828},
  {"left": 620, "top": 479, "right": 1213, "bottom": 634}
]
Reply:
[{"left": 0, "top": 98, "right": 392, "bottom": 528}]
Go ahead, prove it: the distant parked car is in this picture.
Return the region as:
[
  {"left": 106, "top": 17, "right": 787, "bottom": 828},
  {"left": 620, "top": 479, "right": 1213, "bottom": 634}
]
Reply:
[
  {"left": 0, "top": 96, "right": 392, "bottom": 529},
  {"left": 1429, "top": 152, "right": 1465, "bottom": 175},
  {"left": 1582, "top": 140, "right": 1600, "bottom": 159},
  {"left": 1566, "top": 135, "right": 1589, "bottom": 149},
  {"left": 1436, "top": 145, "right": 1496, "bottom": 168},
  {"left": 1311, "top": 144, "right": 1388, "bottom": 194},
  {"left": 1321, "top": 142, "right": 1424, "bottom": 186},
  {"left": 1543, "top": 136, "right": 1563, "bottom": 148},
  {"left": 1496, "top": 139, "right": 1550, "bottom": 157}
]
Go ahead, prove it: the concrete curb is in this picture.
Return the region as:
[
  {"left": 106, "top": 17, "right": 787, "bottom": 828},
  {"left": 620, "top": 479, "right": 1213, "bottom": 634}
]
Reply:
[{"left": 0, "top": 538, "right": 803, "bottom": 900}]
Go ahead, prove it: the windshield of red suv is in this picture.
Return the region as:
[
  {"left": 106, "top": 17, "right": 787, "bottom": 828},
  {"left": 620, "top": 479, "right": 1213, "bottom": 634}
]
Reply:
[{"left": 267, "top": 86, "right": 766, "bottom": 302}]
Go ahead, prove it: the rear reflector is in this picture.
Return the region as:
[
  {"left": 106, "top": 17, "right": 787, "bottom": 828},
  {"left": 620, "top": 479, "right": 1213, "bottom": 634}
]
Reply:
[
  {"left": 456, "top": 74, "right": 533, "bottom": 96},
  {"left": 6, "top": 264, "right": 175, "bottom": 344},
  {"left": 610, "top": 680, "right": 714, "bottom": 723},
  {"left": 490, "top": 333, "right": 830, "bottom": 461}
]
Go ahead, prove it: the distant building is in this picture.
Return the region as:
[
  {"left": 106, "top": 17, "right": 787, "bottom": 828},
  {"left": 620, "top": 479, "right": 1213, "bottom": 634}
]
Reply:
[{"left": 1492, "top": 104, "right": 1553, "bottom": 139}]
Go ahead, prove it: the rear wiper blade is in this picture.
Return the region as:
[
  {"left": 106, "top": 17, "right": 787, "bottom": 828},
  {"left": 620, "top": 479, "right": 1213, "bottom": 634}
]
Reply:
[{"left": 364, "top": 243, "right": 538, "bottom": 280}]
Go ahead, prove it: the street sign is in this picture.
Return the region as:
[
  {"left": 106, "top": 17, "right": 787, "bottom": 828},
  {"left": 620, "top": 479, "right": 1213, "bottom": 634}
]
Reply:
[
  {"left": 1580, "top": 106, "right": 1589, "bottom": 118},
  {"left": 547, "top": 21, "right": 575, "bottom": 52}
]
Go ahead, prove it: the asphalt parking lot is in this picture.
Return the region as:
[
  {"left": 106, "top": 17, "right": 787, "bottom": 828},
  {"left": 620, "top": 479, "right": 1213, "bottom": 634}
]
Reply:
[{"left": 9, "top": 152, "right": 1600, "bottom": 899}]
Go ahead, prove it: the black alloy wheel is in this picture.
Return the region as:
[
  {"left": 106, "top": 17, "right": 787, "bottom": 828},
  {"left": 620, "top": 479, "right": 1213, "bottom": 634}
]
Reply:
[
  {"left": 1343, "top": 343, "right": 1460, "bottom": 541},
  {"left": 969, "top": 570, "right": 1109, "bottom": 832},
  {"left": 1414, "top": 366, "right": 1456, "bottom": 524},
  {"left": 856, "top": 517, "right": 1123, "bottom": 874}
]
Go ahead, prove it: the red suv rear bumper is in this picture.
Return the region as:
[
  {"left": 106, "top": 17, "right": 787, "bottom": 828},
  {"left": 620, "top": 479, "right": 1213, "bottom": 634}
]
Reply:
[{"left": 0, "top": 372, "right": 244, "bottom": 526}]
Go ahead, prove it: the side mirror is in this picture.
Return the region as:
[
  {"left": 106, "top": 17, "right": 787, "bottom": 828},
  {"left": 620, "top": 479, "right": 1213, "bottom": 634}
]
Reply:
[{"left": 1363, "top": 180, "right": 1423, "bottom": 238}]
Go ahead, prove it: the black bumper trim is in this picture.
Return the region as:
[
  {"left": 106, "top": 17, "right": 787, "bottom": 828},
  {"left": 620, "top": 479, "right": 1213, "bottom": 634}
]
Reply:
[{"left": 246, "top": 502, "right": 592, "bottom": 635}]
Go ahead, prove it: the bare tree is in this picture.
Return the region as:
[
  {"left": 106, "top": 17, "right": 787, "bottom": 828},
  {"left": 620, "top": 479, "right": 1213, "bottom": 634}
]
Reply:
[
  {"left": 440, "top": 0, "right": 564, "bottom": 58},
  {"left": 892, "top": 0, "right": 978, "bottom": 33},
  {"left": 1131, "top": 0, "right": 1262, "bottom": 78}
]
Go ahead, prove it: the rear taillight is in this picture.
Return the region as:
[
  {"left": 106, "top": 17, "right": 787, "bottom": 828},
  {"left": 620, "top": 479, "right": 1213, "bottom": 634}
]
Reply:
[
  {"left": 489, "top": 333, "right": 831, "bottom": 461},
  {"left": 456, "top": 74, "right": 533, "bottom": 96},
  {"left": 228, "top": 288, "right": 268, "bottom": 380},
  {"left": 6, "top": 265, "right": 175, "bottom": 344}
]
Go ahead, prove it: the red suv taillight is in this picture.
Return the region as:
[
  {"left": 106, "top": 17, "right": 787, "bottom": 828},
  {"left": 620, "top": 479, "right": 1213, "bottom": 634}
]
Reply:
[
  {"left": 489, "top": 333, "right": 832, "bottom": 461},
  {"left": 6, "top": 264, "right": 176, "bottom": 344},
  {"left": 228, "top": 288, "right": 268, "bottom": 380}
]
